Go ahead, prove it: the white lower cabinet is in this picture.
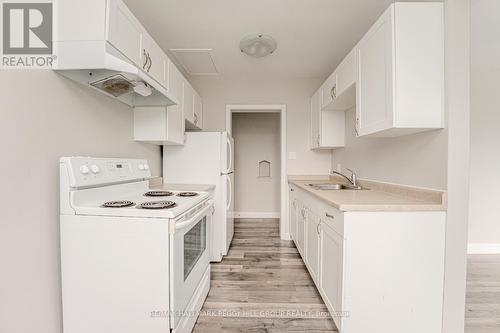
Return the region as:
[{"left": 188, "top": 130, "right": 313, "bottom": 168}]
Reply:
[
  {"left": 296, "top": 203, "right": 306, "bottom": 257},
  {"left": 319, "top": 222, "right": 344, "bottom": 331},
  {"left": 289, "top": 183, "right": 446, "bottom": 333},
  {"left": 305, "top": 209, "right": 320, "bottom": 283},
  {"left": 289, "top": 195, "right": 298, "bottom": 241}
]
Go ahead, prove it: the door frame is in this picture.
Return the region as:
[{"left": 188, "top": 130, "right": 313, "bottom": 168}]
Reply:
[{"left": 225, "top": 104, "right": 288, "bottom": 240}]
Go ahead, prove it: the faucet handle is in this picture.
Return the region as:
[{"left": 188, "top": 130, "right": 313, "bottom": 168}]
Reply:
[{"left": 346, "top": 168, "right": 357, "bottom": 185}]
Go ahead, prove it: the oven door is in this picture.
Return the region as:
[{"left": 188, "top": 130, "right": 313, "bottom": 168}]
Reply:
[{"left": 170, "top": 200, "right": 213, "bottom": 327}]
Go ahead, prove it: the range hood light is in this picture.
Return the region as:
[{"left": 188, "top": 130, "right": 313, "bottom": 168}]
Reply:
[{"left": 133, "top": 82, "right": 153, "bottom": 97}]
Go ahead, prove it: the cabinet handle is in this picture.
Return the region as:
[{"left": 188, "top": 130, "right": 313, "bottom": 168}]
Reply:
[
  {"left": 143, "top": 49, "right": 148, "bottom": 69},
  {"left": 330, "top": 84, "right": 337, "bottom": 99},
  {"left": 316, "top": 222, "right": 321, "bottom": 235},
  {"left": 147, "top": 53, "right": 152, "bottom": 72},
  {"left": 355, "top": 117, "right": 360, "bottom": 137},
  {"left": 290, "top": 188, "right": 294, "bottom": 192},
  {"left": 325, "top": 213, "right": 335, "bottom": 219},
  {"left": 194, "top": 113, "right": 198, "bottom": 124}
]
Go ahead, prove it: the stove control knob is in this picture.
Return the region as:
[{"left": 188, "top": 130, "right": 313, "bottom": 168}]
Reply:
[
  {"left": 79, "top": 165, "right": 90, "bottom": 175},
  {"left": 138, "top": 164, "right": 145, "bottom": 171},
  {"left": 90, "top": 165, "right": 100, "bottom": 174},
  {"left": 144, "top": 164, "right": 149, "bottom": 170}
]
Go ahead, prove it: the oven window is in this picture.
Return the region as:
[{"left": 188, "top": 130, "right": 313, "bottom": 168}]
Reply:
[{"left": 184, "top": 217, "right": 206, "bottom": 280}]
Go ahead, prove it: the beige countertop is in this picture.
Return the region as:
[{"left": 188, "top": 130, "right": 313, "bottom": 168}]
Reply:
[{"left": 288, "top": 176, "right": 446, "bottom": 212}]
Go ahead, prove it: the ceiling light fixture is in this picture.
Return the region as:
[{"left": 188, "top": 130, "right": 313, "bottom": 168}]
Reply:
[{"left": 239, "top": 34, "right": 277, "bottom": 58}]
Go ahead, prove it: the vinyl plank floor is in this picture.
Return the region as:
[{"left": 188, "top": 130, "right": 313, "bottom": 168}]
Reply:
[
  {"left": 193, "top": 218, "right": 338, "bottom": 332},
  {"left": 465, "top": 254, "right": 500, "bottom": 333}
]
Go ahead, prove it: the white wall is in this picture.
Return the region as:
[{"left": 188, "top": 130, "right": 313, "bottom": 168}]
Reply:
[
  {"left": 332, "top": 108, "right": 448, "bottom": 190},
  {"left": 232, "top": 113, "right": 281, "bottom": 214},
  {"left": 191, "top": 77, "right": 331, "bottom": 175},
  {"left": 468, "top": 0, "right": 500, "bottom": 248},
  {"left": 0, "top": 71, "right": 161, "bottom": 333}
]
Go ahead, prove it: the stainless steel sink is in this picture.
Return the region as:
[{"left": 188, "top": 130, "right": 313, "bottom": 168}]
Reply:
[{"left": 308, "top": 183, "right": 366, "bottom": 191}]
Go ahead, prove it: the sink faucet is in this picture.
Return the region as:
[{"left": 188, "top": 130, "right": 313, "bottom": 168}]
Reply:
[{"left": 330, "top": 168, "right": 358, "bottom": 187}]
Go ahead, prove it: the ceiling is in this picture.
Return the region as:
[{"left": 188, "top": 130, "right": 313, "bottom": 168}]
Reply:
[{"left": 123, "top": 0, "right": 432, "bottom": 80}]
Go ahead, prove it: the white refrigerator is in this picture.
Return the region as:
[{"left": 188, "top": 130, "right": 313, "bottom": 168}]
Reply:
[{"left": 163, "top": 132, "right": 234, "bottom": 262}]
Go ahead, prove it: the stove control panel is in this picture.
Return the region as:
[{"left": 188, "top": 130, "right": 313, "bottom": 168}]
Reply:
[{"left": 60, "top": 157, "right": 151, "bottom": 188}]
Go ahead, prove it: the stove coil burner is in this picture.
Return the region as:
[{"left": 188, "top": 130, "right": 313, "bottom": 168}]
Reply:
[
  {"left": 144, "top": 191, "right": 174, "bottom": 197},
  {"left": 139, "top": 201, "right": 177, "bottom": 210},
  {"left": 177, "top": 192, "right": 199, "bottom": 197},
  {"left": 102, "top": 200, "right": 135, "bottom": 208}
]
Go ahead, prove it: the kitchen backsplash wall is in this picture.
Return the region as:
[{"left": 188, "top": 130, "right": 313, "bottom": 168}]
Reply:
[
  {"left": 332, "top": 107, "right": 448, "bottom": 190},
  {"left": 0, "top": 71, "right": 161, "bottom": 333}
]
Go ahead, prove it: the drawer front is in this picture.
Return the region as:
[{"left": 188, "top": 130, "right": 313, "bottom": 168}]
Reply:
[{"left": 319, "top": 202, "right": 344, "bottom": 236}]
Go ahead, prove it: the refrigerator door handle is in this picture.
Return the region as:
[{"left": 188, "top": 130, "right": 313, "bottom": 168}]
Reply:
[
  {"left": 225, "top": 174, "right": 232, "bottom": 210},
  {"left": 226, "top": 136, "right": 233, "bottom": 173}
]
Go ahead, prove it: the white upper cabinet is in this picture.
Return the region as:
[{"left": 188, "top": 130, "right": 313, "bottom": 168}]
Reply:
[
  {"left": 311, "top": 2, "right": 444, "bottom": 141},
  {"left": 193, "top": 91, "right": 203, "bottom": 129},
  {"left": 321, "top": 49, "right": 357, "bottom": 112},
  {"left": 183, "top": 80, "right": 195, "bottom": 124},
  {"left": 356, "top": 3, "right": 444, "bottom": 137},
  {"left": 184, "top": 81, "right": 203, "bottom": 131},
  {"left": 133, "top": 106, "right": 184, "bottom": 145},
  {"left": 356, "top": 7, "right": 394, "bottom": 136},
  {"left": 106, "top": 0, "right": 143, "bottom": 67},
  {"left": 311, "top": 89, "right": 345, "bottom": 150},
  {"left": 141, "top": 35, "right": 168, "bottom": 88},
  {"left": 321, "top": 72, "right": 337, "bottom": 110}
]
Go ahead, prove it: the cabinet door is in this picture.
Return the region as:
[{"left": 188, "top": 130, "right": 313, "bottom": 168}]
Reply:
[
  {"left": 356, "top": 6, "right": 394, "bottom": 136},
  {"left": 321, "top": 72, "right": 337, "bottom": 109},
  {"left": 336, "top": 48, "right": 356, "bottom": 96},
  {"left": 106, "top": 0, "right": 142, "bottom": 66},
  {"left": 162, "top": 56, "right": 170, "bottom": 91},
  {"left": 310, "top": 90, "right": 320, "bottom": 149},
  {"left": 168, "top": 63, "right": 183, "bottom": 104},
  {"left": 193, "top": 91, "right": 203, "bottom": 129},
  {"left": 142, "top": 35, "right": 165, "bottom": 86},
  {"left": 289, "top": 196, "right": 297, "bottom": 241},
  {"left": 296, "top": 204, "right": 306, "bottom": 257},
  {"left": 183, "top": 80, "right": 194, "bottom": 123},
  {"left": 320, "top": 222, "right": 344, "bottom": 320},
  {"left": 166, "top": 63, "right": 185, "bottom": 143},
  {"left": 305, "top": 210, "right": 321, "bottom": 283}
]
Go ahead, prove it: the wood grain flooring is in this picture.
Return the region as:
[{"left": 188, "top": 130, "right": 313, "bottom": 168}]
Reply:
[
  {"left": 465, "top": 254, "right": 500, "bottom": 333},
  {"left": 193, "top": 218, "right": 338, "bottom": 333}
]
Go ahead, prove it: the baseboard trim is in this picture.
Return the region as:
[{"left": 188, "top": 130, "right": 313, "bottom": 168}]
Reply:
[
  {"left": 467, "top": 243, "right": 500, "bottom": 254},
  {"left": 234, "top": 212, "right": 280, "bottom": 219}
]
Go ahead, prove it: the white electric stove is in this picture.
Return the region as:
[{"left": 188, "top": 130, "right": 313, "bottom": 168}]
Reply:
[{"left": 60, "top": 157, "right": 213, "bottom": 333}]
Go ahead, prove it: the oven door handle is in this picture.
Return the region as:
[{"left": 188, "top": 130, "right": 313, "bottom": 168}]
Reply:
[{"left": 174, "top": 200, "right": 214, "bottom": 232}]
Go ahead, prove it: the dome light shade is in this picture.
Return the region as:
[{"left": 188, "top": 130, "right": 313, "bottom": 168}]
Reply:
[{"left": 239, "top": 34, "right": 277, "bottom": 58}]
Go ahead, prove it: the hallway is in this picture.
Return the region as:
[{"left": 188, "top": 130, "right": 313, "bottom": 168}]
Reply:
[{"left": 193, "top": 218, "right": 337, "bottom": 332}]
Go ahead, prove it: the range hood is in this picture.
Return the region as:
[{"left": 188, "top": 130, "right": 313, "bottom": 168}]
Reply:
[{"left": 53, "top": 41, "right": 177, "bottom": 107}]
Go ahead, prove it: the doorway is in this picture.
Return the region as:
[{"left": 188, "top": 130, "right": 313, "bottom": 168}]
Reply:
[{"left": 226, "top": 105, "right": 288, "bottom": 240}]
